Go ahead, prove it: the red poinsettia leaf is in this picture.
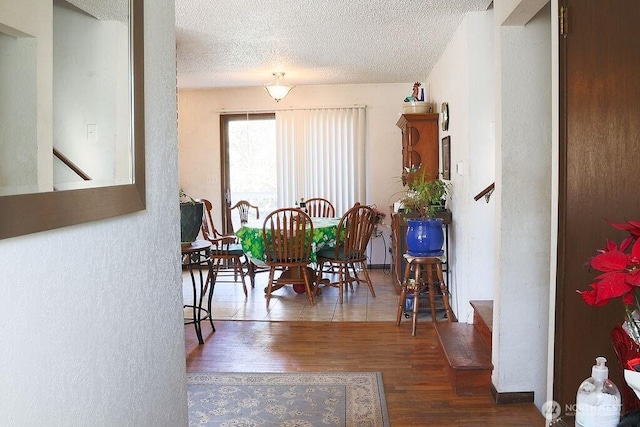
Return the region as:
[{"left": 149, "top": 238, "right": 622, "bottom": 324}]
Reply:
[
  {"left": 610, "top": 220, "right": 633, "bottom": 231},
  {"left": 627, "top": 269, "right": 640, "bottom": 286},
  {"left": 626, "top": 220, "right": 640, "bottom": 239},
  {"left": 620, "top": 236, "right": 635, "bottom": 252},
  {"left": 591, "top": 250, "right": 628, "bottom": 272},
  {"left": 577, "top": 288, "right": 608, "bottom": 306},
  {"left": 609, "top": 219, "right": 640, "bottom": 239},
  {"left": 623, "top": 292, "right": 636, "bottom": 305},
  {"left": 603, "top": 239, "right": 618, "bottom": 252},
  {"left": 631, "top": 238, "right": 640, "bottom": 262},
  {"left": 593, "top": 272, "right": 633, "bottom": 304}
]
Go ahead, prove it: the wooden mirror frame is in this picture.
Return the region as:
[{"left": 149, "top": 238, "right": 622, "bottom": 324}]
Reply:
[{"left": 0, "top": 0, "right": 145, "bottom": 240}]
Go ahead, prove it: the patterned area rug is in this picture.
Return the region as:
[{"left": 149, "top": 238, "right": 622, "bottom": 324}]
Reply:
[{"left": 187, "top": 372, "right": 389, "bottom": 426}]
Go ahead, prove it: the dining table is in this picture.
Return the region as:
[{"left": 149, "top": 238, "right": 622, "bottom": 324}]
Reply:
[{"left": 235, "top": 216, "right": 341, "bottom": 294}]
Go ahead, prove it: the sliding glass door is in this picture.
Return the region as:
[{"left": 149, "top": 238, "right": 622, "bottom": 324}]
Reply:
[{"left": 220, "top": 113, "right": 277, "bottom": 234}]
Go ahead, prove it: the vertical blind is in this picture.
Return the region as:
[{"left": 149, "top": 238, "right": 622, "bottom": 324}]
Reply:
[{"left": 275, "top": 106, "right": 366, "bottom": 215}]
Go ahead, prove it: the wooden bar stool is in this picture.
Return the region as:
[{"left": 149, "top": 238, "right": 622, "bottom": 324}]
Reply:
[{"left": 396, "top": 253, "right": 454, "bottom": 336}]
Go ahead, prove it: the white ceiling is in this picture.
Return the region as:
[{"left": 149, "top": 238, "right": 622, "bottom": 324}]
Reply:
[{"left": 175, "top": 0, "right": 493, "bottom": 89}]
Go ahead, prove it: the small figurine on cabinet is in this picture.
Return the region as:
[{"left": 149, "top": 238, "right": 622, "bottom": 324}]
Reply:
[{"left": 404, "top": 82, "right": 422, "bottom": 102}]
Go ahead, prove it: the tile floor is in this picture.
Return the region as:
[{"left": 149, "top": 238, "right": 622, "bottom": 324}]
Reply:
[{"left": 182, "top": 267, "right": 401, "bottom": 322}]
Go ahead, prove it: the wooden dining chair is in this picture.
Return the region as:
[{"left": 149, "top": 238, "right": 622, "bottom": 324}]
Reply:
[
  {"left": 229, "top": 200, "right": 260, "bottom": 233},
  {"left": 262, "top": 208, "right": 315, "bottom": 306},
  {"left": 305, "top": 197, "right": 336, "bottom": 218},
  {"left": 316, "top": 203, "right": 377, "bottom": 304},
  {"left": 229, "top": 199, "right": 269, "bottom": 288},
  {"left": 198, "top": 198, "right": 249, "bottom": 296}
]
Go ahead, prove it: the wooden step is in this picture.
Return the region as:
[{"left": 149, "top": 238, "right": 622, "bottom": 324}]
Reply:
[
  {"left": 435, "top": 322, "right": 493, "bottom": 395},
  {"left": 470, "top": 300, "right": 493, "bottom": 348}
]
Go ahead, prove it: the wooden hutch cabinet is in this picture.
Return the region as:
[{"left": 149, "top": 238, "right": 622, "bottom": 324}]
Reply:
[
  {"left": 396, "top": 113, "right": 440, "bottom": 183},
  {"left": 391, "top": 113, "right": 450, "bottom": 288}
]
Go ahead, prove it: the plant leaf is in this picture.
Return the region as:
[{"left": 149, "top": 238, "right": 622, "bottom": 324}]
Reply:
[
  {"left": 592, "top": 272, "right": 633, "bottom": 304},
  {"left": 627, "top": 270, "right": 640, "bottom": 286},
  {"left": 631, "top": 238, "right": 640, "bottom": 262},
  {"left": 609, "top": 219, "right": 640, "bottom": 239},
  {"left": 578, "top": 287, "right": 609, "bottom": 306},
  {"left": 591, "top": 250, "right": 628, "bottom": 272}
]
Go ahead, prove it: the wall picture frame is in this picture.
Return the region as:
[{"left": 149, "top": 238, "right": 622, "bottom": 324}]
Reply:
[
  {"left": 441, "top": 136, "right": 451, "bottom": 180},
  {"left": 441, "top": 102, "right": 449, "bottom": 131}
]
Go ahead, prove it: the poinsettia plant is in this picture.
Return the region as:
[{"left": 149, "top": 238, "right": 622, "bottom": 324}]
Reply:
[
  {"left": 578, "top": 219, "right": 640, "bottom": 340},
  {"left": 372, "top": 207, "right": 386, "bottom": 224}
]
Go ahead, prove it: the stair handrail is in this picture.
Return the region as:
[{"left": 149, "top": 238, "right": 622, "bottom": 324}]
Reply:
[
  {"left": 53, "top": 148, "right": 92, "bottom": 181},
  {"left": 473, "top": 183, "right": 495, "bottom": 203}
]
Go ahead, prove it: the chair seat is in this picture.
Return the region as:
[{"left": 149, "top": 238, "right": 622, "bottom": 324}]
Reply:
[
  {"left": 317, "top": 246, "right": 363, "bottom": 262},
  {"left": 316, "top": 246, "right": 337, "bottom": 259},
  {"left": 211, "top": 242, "right": 245, "bottom": 255}
]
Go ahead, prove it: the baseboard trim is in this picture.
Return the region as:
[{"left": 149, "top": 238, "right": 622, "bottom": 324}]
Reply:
[
  {"left": 367, "top": 264, "right": 387, "bottom": 269},
  {"left": 490, "top": 383, "right": 534, "bottom": 404}
]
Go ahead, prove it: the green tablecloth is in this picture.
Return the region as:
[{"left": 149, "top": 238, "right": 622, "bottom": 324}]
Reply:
[{"left": 236, "top": 217, "right": 340, "bottom": 264}]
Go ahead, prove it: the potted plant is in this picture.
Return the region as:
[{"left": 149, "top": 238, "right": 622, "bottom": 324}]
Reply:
[
  {"left": 180, "top": 188, "right": 203, "bottom": 247},
  {"left": 400, "top": 170, "right": 450, "bottom": 256},
  {"left": 577, "top": 218, "right": 640, "bottom": 413}
]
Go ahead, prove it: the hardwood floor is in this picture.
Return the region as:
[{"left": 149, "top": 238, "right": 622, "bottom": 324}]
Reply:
[{"left": 184, "top": 270, "right": 546, "bottom": 426}]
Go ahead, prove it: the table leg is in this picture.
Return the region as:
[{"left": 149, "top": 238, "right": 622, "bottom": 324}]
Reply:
[
  {"left": 247, "top": 261, "right": 256, "bottom": 288},
  {"left": 183, "top": 248, "right": 215, "bottom": 345},
  {"left": 206, "top": 257, "right": 215, "bottom": 331},
  {"left": 187, "top": 261, "right": 204, "bottom": 345},
  {"left": 264, "top": 267, "right": 319, "bottom": 295},
  {"left": 396, "top": 285, "right": 406, "bottom": 326},
  {"left": 427, "top": 264, "right": 438, "bottom": 322},
  {"left": 436, "top": 263, "right": 454, "bottom": 322}
]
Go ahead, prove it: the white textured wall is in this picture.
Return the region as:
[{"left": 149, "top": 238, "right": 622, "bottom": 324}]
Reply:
[
  {"left": 178, "top": 84, "right": 412, "bottom": 267},
  {"left": 0, "top": 33, "right": 38, "bottom": 194},
  {"left": 426, "top": 10, "right": 496, "bottom": 323},
  {"left": 0, "top": 1, "right": 187, "bottom": 426},
  {"left": 493, "top": 1, "right": 552, "bottom": 408},
  {"left": 0, "top": 0, "right": 52, "bottom": 194},
  {"left": 427, "top": 0, "right": 552, "bottom": 409}
]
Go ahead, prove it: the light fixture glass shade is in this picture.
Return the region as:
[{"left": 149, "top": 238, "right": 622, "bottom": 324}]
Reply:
[{"left": 264, "top": 72, "right": 294, "bottom": 102}]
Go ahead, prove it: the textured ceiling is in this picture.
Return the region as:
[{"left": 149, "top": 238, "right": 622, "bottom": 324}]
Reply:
[{"left": 175, "top": 0, "right": 493, "bottom": 89}]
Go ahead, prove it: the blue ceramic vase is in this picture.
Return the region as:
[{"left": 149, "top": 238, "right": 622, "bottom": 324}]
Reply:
[{"left": 405, "top": 218, "right": 444, "bottom": 256}]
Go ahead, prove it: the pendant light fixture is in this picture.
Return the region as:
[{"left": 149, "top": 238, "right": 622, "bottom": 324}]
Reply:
[{"left": 264, "top": 72, "right": 294, "bottom": 102}]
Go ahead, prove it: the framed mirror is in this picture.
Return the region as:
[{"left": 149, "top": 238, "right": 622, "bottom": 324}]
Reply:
[{"left": 0, "top": 0, "right": 145, "bottom": 239}]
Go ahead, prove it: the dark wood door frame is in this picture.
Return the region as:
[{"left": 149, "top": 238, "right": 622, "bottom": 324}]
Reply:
[
  {"left": 219, "top": 113, "right": 275, "bottom": 234},
  {"left": 554, "top": 0, "right": 640, "bottom": 417}
]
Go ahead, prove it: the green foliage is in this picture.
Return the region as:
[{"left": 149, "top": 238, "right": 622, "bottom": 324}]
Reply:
[
  {"left": 179, "top": 188, "right": 197, "bottom": 204},
  {"left": 401, "top": 171, "right": 449, "bottom": 218}
]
